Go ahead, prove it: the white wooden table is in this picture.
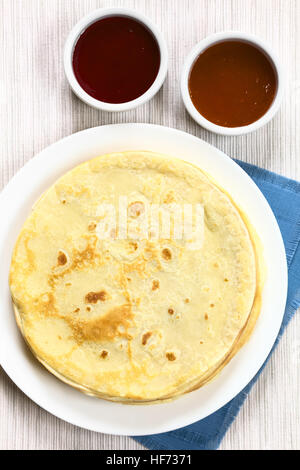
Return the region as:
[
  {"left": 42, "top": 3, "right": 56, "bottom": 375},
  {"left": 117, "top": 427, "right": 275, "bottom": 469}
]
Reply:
[{"left": 0, "top": 0, "right": 299, "bottom": 450}]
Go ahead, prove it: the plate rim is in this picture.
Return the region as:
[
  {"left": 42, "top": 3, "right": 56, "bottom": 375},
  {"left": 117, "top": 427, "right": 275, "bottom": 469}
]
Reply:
[{"left": 0, "top": 123, "right": 287, "bottom": 435}]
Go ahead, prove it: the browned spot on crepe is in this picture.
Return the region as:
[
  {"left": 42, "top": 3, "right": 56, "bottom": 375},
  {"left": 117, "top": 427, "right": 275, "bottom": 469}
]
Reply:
[
  {"left": 142, "top": 332, "right": 152, "bottom": 345},
  {"left": 57, "top": 251, "right": 67, "bottom": 266},
  {"left": 129, "top": 241, "right": 138, "bottom": 251},
  {"left": 85, "top": 290, "right": 107, "bottom": 303},
  {"left": 71, "top": 242, "right": 98, "bottom": 270},
  {"left": 70, "top": 304, "right": 133, "bottom": 343},
  {"left": 166, "top": 352, "right": 176, "bottom": 361},
  {"left": 162, "top": 248, "right": 172, "bottom": 260},
  {"left": 34, "top": 292, "right": 57, "bottom": 316},
  {"left": 88, "top": 222, "right": 97, "bottom": 231},
  {"left": 128, "top": 201, "right": 144, "bottom": 218}
]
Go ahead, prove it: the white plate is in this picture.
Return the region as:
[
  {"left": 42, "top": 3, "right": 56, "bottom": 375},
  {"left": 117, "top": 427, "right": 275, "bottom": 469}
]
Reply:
[{"left": 0, "top": 124, "right": 287, "bottom": 436}]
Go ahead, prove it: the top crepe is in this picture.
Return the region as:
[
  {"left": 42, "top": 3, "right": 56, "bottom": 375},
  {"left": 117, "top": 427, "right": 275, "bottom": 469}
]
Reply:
[{"left": 9, "top": 151, "right": 259, "bottom": 402}]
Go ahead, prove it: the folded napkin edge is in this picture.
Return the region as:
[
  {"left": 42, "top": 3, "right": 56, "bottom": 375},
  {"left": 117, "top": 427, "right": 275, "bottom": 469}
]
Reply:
[{"left": 236, "top": 160, "right": 300, "bottom": 194}]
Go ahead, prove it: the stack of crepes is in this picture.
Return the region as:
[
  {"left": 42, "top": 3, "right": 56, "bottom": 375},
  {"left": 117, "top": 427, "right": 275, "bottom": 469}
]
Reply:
[{"left": 9, "top": 152, "right": 263, "bottom": 403}]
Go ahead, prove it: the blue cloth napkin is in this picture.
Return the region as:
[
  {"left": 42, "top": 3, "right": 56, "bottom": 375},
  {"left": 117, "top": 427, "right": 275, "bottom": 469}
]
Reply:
[{"left": 134, "top": 160, "right": 300, "bottom": 450}]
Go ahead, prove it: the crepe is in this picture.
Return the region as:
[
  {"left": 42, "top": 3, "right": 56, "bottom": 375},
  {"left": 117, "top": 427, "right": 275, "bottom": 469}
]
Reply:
[{"left": 9, "top": 151, "right": 262, "bottom": 402}]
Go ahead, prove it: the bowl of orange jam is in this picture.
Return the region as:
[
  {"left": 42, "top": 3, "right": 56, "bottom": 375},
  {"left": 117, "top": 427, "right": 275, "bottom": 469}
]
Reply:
[{"left": 181, "top": 32, "right": 284, "bottom": 135}]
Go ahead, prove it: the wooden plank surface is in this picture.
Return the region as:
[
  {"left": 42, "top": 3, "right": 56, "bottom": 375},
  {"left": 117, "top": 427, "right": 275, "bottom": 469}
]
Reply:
[{"left": 0, "top": 0, "right": 299, "bottom": 450}]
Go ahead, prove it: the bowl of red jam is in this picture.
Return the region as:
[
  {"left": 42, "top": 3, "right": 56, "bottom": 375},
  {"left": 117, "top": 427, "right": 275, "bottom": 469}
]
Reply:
[
  {"left": 64, "top": 8, "right": 168, "bottom": 111},
  {"left": 181, "top": 32, "right": 284, "bottom": 135}
]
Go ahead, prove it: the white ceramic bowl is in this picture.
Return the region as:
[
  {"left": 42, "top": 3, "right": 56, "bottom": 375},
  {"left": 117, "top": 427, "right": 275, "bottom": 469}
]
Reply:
[
  {"left": 181, "top": 32, "right": 284, "bottom": 135},
  {"left": 64, "top": 8, "right": 168, "bottom": 112}
]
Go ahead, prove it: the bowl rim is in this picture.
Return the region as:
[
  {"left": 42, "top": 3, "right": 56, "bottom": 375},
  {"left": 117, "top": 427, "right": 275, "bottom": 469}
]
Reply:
[
  {"left": 181, "top": 31, "right": 285, "bottom": 135},
  {"left": 64, "top": 7, "right": 168, "bottom": 112}
]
